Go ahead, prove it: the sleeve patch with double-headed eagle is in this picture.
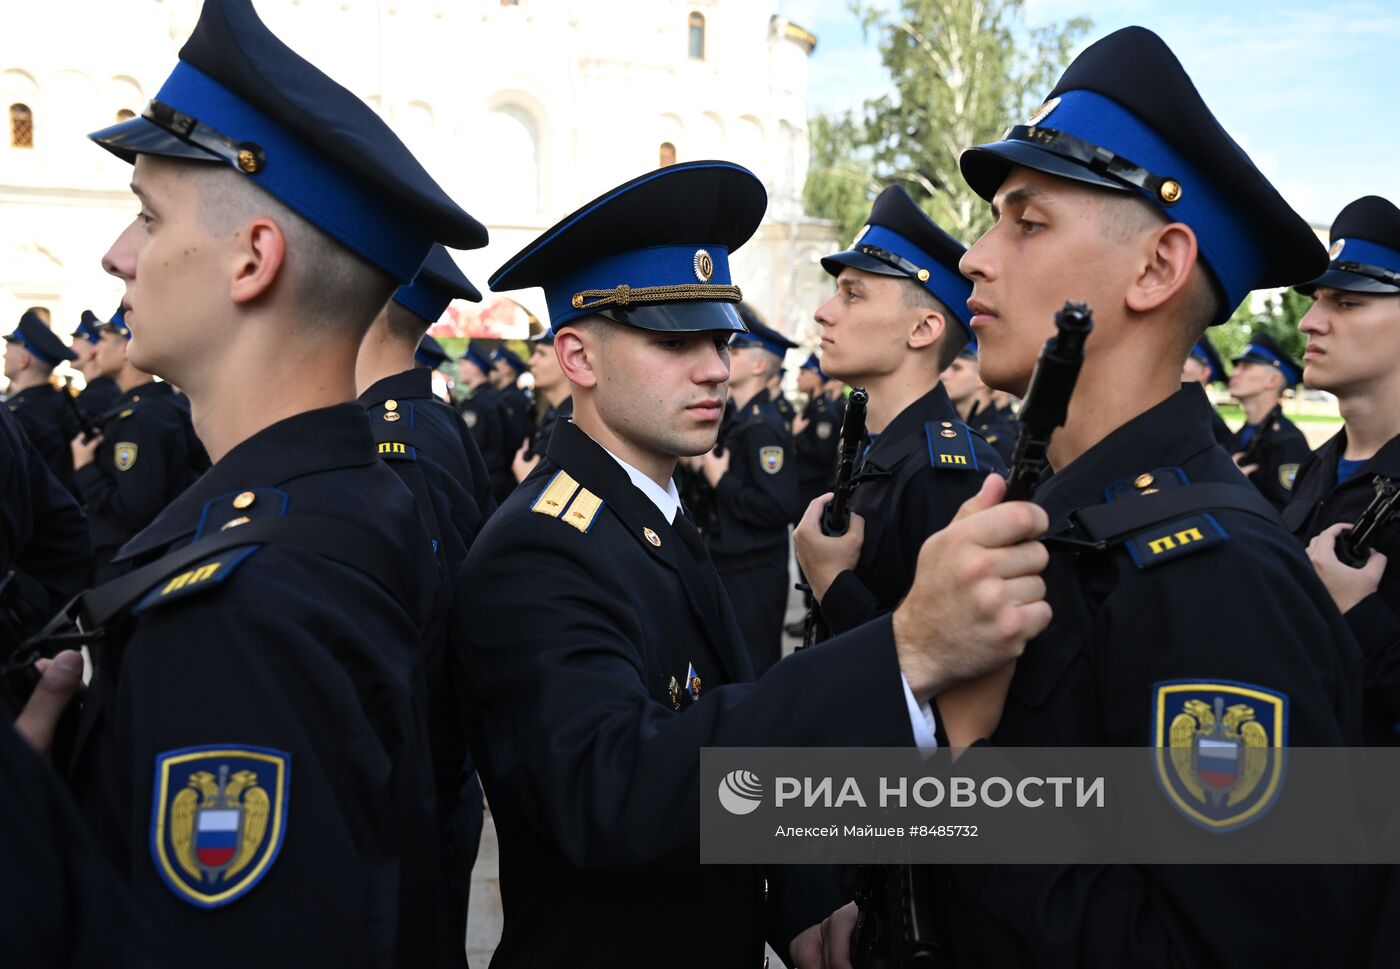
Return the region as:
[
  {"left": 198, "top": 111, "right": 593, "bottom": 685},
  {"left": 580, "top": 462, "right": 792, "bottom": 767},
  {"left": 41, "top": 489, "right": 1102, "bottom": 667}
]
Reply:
[
  {"left": 530, "top": 470, "right": 605, "bottom": 534},
  {"left": 1152, "top": 680, "right": 1287, "bottom": 832},
  {"left": 150, "top": 745, "right": 290, "bottom": 908}
]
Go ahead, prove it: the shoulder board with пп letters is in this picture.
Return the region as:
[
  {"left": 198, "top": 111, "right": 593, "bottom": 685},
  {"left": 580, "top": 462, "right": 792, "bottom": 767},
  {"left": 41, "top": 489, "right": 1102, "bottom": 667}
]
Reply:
[{"left": 924, "top": 420, "right": 980, "bottom": 471}]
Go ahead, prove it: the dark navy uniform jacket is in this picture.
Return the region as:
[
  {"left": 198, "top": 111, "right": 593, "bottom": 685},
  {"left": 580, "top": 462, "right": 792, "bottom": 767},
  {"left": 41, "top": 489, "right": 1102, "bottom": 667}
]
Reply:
[
  {"left": 527, "top": 395, "right": 572, "bottom": 460},
  {"left": 945, "top": 385, "right": 1362, "bottom": 969},
  {"left": 966, "top": 398, "right": 1016, "bottom": 466},
  {"left": 462, "top": 419, "right": 915, "bottom": 966},
  {"left": 0, "top": 404, "right": 92, "bottom": 638},
  {"left": 459, "top": 383, "right": 514, "bottom": 504},
  {"left": 818, "top": 385, "right": 1004, "bottom": 639},
  {"left": 74, "top": 381, "right": 208, "bottom": 581},
  {"left": 499, "top": 384, "right": 533, "bottom": 456},
  {"left": 705, "top": 391, "right": 800, "bottom": 560},
  {"left": 1229, "top": 403, "right": 1311, "bottom": 511},
  {"left": 1, "top": 719, "right": 166, "bottom": 969},
  {"left": 1284, "top": 429, "right": 1400, "bottom": 746},
  {"left": 78, "top": 375, "right": 121, "bottom": 420},
  {"left": 65, "top": 404, "right": 460, "bottom": 969},
  {"left": 793, "top": 392, "right": 841, "bottom": 516},
  {"left": 7, "top": 383, "right": 81, "bottom": 493}
]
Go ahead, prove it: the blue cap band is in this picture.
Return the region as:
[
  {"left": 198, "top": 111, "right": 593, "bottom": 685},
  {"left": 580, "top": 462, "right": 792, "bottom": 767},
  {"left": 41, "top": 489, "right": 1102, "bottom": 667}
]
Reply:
[
  {"left": 730, "top": 330, "right": 789, "bottom": 358},
  {"left": 1237, "top": 342, "right": 1301, "bottom": 386},
  {"left": 1026, "top": 90, "right": 1261, "bottom": 317},
  {"left": 1328, "top": 237, "right": 1400, "bottom": 276},
  {"left": 545, "top": 244, "right": 733, "bottom": 328},
  {"left": 155, "top": 61, "right": 431, "bottom": 282},
  {"left": 462, "top": 347, "right": 493, "bottom": 373}
]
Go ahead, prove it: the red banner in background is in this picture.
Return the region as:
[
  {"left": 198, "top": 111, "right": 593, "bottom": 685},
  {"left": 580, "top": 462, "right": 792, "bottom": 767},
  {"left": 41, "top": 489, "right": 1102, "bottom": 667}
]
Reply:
[{"left": 430, "top": 296, "right": 540, "bottom": 341}]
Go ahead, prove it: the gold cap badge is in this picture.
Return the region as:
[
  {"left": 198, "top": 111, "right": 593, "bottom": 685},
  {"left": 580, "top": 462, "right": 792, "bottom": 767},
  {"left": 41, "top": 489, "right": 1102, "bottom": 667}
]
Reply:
[{"left": 694, "top": 249, "right": 714, "bottom": 283}]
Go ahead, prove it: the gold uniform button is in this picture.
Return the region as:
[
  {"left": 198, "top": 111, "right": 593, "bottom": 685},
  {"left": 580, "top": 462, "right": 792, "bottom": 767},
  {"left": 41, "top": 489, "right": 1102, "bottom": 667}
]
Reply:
[
  {"left": 1133, "top": 473, "right": 1154, "bottom": 490},
  {"left": 916, "top": 268, "right": 930, "bottom": 282},
  {"left": 385, "top": 399, "right": 398, "bottom": 411},
  {"left": 940, "top": 421, "right": 953, "bottom": 428},
  {"left": 1159, "top": 179, "right": 1182, "bottom": 204},
  {"left": 233, "top": 491, "right": 257, "bottom": 510}
]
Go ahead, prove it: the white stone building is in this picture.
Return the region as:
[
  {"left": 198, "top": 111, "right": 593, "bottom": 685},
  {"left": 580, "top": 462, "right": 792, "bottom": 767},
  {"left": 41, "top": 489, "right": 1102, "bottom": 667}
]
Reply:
[{"left": 0, "top": 0, "right": 839, "bottom": 354}]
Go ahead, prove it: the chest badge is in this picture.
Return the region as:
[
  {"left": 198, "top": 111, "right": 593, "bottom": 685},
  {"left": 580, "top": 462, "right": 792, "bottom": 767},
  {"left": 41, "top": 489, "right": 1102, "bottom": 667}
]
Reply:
[{"left": 644, "top": 527, "right": 662, "bottom": 547}]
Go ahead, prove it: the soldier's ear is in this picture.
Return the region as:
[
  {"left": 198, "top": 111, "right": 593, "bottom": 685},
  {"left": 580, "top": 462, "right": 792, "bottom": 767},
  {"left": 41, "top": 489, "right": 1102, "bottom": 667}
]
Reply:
[
  {"left": 229, "top": 217, "right": 288, "bottom": 307},
  {"left": 554, "top": 327, "right": 598, "bottom": 390},
  {"left": 908, "top": 309, "right": 943, "bottom": 350},
  {"left": 1126, "top": 221, "right": 1198, "bottom": 317}
]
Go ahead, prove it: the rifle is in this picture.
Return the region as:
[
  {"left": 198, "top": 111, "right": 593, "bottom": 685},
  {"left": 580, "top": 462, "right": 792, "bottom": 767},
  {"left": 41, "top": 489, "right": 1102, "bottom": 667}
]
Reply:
[
  {"left": 1004, "top": 301, "right": 1094, "bottom": 502},
  {"left": 801, "top": 388, "right": 869, "bottom": 648},
  {"left": 61, "top": 379, "right": 100, "bottom": 443},
  {"left": 822, "top": 388, "right": 869, "bottom": 535},
  {"left": 850, "top": 863, "right": 940, "bottom": 969},
  {"left": 1336, "top": 475, "right": 1400, "bottom": 568}
]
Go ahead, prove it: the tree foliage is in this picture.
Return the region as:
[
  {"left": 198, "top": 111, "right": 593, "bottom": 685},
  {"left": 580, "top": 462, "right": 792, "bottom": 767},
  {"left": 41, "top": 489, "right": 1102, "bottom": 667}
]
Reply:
[
  {"left": 1208, "top": 289, "right": 1312, "bottom": 368},
  {"left": 805, "top": 0, "right": 1090, "bottom": 244}
]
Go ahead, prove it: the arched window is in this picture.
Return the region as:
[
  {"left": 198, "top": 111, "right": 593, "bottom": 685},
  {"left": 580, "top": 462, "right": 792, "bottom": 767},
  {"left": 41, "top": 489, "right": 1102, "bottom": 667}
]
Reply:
[
  {"left": 659, "top": 141, "right": 676, "bottom": 167},
  {"left": 688, "top": 12, "right": 705, "bottom": 60},
  {"left": 9, "top": 103, "right": 33, "bottom": 147},
  {"left": 115, "top": 108, "right": 135, "bottom": 121}
]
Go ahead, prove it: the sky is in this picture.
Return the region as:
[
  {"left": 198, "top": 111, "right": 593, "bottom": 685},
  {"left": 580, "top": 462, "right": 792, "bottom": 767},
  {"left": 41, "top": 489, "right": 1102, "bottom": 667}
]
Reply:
[{"left": 778, "top": 0, "right": 1400, "bottom": 227}]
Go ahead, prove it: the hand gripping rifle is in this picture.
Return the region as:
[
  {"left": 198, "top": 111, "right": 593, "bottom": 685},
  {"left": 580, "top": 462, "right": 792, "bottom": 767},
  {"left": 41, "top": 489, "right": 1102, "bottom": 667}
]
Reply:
[
  {"left": 1336, "top": 475, "right": 1400, "bottom": 568},
  {"left": 801, "top": 388, "right": 869, "bottom": 648},
  {"left": 848, "top": 305, "right": 1092, "bottom": 969},
  {"left": 1004, "top": 302, "right": 1094, "bottom": 501}
]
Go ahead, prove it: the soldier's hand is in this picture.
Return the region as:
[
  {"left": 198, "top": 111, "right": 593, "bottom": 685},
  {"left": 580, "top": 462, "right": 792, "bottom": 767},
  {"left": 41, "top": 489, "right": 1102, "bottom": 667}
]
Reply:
[
  {"left": 511, "top": 441, "right": 539, "bottom": 483},
  {"left": 700, "top": 445, "right": 731, "bottom": 487},
  {"left": 793, "top": 493, "right": 864, "bottom": 602},
  {"left": 1231, "top": 452, "right": 1259, "bottom": 478},
  {"left": 819, "top": 901, "right": 858, "bottom": 969},
  {"left": 787, "top": 921, "right": 824, "bottom": 969},
  {"left": 71, "top": 431, "right": 102, "bottom": 469},
  {"left": 892, "top": 473, "right": 1050, "bottom": 703},
  {"left": 937, "top": 660, "right": 1017, "bottom": 755},
  {"left": 14, "top": 650, "right": 84, "bottom": 757},
  {"left": 791, "top": 411, "right": 811, "bottom": 437},
  {"left": 1308, "top": 522, "right": 1387, "bottom": 614}
]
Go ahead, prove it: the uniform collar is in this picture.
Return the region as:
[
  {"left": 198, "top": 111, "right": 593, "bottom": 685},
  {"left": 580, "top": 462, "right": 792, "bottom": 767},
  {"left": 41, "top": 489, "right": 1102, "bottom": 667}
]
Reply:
[
  {"left": 599, "top": 440, "right": 681, "bottom": 524},
  {"left": 864, "top": 383, "right": 960, "bottom": 466},
  {"left": 358, "top": 367, "right": 433, "bottom": 408},
  {"left": 1034, "top": 383, "right": 1219, "bottom": 523},
  {"left": 1317, "top": 427, "right": 1400, "bottom": 488},
  {"left": 115, "top": 379, "right": 172, "bottom": 406},
  {"left": 117, "top": 403, "right": 376, "bottom": 560}
]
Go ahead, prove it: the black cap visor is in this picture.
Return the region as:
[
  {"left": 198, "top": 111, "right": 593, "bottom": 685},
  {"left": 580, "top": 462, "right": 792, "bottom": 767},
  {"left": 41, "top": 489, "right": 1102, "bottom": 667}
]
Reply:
[
  {"left": 89, "top": 115, "right": 226, "bottom": 166},
  {"left": 960, "top": 139, "right": 1133, "bottom": 202},
  {"left": 595, "top": 300, "right": 746, "bottom": 334},
  {"left": 820, "top": 249, "right": 909, "bottom": 280},
  {"left": 1295, "top": 268, "right": 1400, "bottom": 297}
]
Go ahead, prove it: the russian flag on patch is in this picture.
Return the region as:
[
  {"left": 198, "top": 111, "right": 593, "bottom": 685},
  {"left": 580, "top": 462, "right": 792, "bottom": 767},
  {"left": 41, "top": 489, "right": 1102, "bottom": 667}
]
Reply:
[
  {"left": 1197, "top": 738, "right": 1239, "bottom": 790},
  {"left": 195, "top": 809, "right": 240, "bottom": 867}
]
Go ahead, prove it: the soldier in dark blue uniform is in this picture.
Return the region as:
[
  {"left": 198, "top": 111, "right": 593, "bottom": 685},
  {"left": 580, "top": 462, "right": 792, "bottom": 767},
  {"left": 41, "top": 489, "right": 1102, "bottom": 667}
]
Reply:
[
  {"left": 699, "top": 309, "right": 801, "bottom": 675},
  {"left": 4, "top": 310, "right": 81, "bottom": 492},
  {"left": 1227, "top": 331, "right": 1311, "bottom": 509},
  {"left": 791, "top": 352, "right": 840, "bottom": 517},
  {"left": 70, "top": 313, "right": 209, "bottom": 583},
  {"left": 458, "top": 344, "right": 515, "bottom": 503},
  {"left": 465, "top": 160, "right": 1053, "bottom": 968},
  {"left": 412, "top": 334, "right": 455, "bottom": 405},
  {"left": 1182, "top": 335, "right": 1234, "bottom": 448},
  {"left": 0, "top": 403, "right": 92, "bottom": 668},
  {"left": 356, "top": 241, "right": 492, "bottom": 941},
  {"left": 16, "top": 2, "right": 488, "bottom": 964},
  {"left": 70, "top": 309, "right": 123, "bottom": 419},
  {"left": 797, "top": 184, "right": 1005, "bottom": 656},
  {"left": 943, "top": 344, "right": 1016, "bottom": 465},
  {"left": 768, "top": 366, "right": 797, "bottom": 428},
  {"left": 491, "top": 346, "right": 533, "bottom": 455},
  {"left": 513, "top": 330, "right": 572, "bottom": 482},
  {"left": 873, "top": 26, "right": 1362, "bottom": 967},
  {"left": 1286, "top": 193, "right": 1400, "bottom": 969}
]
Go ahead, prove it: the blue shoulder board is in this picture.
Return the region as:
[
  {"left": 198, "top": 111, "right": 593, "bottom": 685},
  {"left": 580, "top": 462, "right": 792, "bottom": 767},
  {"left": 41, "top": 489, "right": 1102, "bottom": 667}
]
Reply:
[
  {"left": 924, "top": 420, "right": 980, "bottom": 471},
  {"left": 1124, "top": 513, "right": 1228, "bottom": 570},
  {"left": 133, "top": 546, "right": 262, "bottom": 615}
]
